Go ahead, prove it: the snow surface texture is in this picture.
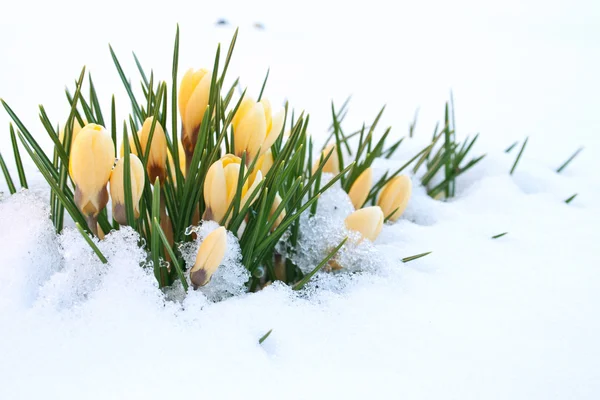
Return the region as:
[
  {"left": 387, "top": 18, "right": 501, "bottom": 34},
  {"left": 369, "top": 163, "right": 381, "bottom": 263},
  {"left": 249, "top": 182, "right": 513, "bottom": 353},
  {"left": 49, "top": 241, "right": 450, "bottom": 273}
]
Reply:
[{"left": 1, "top": 1, "right": 600, "bottom": 399}]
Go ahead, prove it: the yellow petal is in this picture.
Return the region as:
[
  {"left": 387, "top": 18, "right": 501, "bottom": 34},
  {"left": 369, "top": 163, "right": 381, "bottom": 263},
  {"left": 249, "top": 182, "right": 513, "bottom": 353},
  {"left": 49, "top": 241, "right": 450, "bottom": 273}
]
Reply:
[
  {"left": 241, "top": 170, "right": 262, "bottom": 209},
  {"left": 220, "top": 153, "right": 242, "bottom": 167},
  {"left": 59, "top": 118, "right": 84, "bottom": 146},
  {"left": 190, "top": 226, "right": 227, "bottom": 287},
  {"left": 140, "top": 117, "right": 167, "bottom": 183},
  {"left": 167, "top": 141, "right": 187, "bottom": 181},
  {"left": 69, "top": 124, "right": 115, "bottom": 214},
  {"left": 348, "top": 168, "right": 373, "bottom": 209},
  {"left": 378, "top": 175, "right": 412, "bottom": 221},
  {"left": 234, "top": 102, "right": 267, "bottom": 161},
  {"left": 110, "top": 154, "right": 145, "bottom": 224},
  {"left": 261, "top": 109, "right": 284, "bottom": 155},
  {"left": 204, "top": 161, "right": 228, "bottom": 222},
  {"left": 345, "top": 206, "right": 384, "bottom": 241},
  {"left": 259, "top": 150, "right": 274, "bottom": 176},
  {"left": 223, "top": 163, "right": 241, "bottom": 206},
  {"left": 260, "top": 98, "right": 273, "bottom": 133},
  {"left": 119, "top": 136, "right": 139, "bottom": 158},
  {"left": 313, "top": 144, "right": 339, "bottom": 174},
  {"left": 232, "top": 97, "right": 256, "bottom": 131},
  {"left": 178, "top": 68, "right": 208, "bottom": 122},
  {"left": 179, "top": 70, "right": 212, "bottom": 158},
  {"left": 269, "top": 193, "right": 285, "bottom": 231}
]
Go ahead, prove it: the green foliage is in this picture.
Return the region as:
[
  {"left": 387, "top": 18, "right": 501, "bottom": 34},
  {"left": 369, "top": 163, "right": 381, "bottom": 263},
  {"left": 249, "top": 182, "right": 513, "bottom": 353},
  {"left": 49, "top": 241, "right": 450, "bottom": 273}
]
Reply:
[{"left": 0, "top": 28, "right": 487, "bottom": 294}]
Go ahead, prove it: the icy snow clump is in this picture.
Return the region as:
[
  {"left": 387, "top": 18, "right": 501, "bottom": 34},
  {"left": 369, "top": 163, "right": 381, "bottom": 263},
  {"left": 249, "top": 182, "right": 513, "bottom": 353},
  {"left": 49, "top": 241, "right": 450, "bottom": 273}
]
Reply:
[{"left": 180, "top": 220, "right": 249, "bottom": 301}]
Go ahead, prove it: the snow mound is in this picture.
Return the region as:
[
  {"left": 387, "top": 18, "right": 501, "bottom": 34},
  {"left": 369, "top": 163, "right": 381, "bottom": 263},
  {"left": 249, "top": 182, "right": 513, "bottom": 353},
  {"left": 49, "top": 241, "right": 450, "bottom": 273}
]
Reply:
[
  {"left": 180, "top": 220, "right": 249, "bottom": 301},
  {"left": 0, "top": 190, "right": 62, "bottom": 312},
  {"left": 290, "top": 174, "right": 385, "bottom": 280}
]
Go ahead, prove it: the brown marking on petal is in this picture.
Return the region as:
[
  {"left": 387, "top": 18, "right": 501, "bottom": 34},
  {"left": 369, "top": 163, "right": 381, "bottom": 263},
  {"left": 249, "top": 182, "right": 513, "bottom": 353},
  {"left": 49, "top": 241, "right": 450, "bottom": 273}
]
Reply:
[
  {"left": 113, "top": 203, "right": 128, "bottom": 225},
  {"left": 202, "top": 207, "right": 214, "bottom": 222},
  {"left": 75, "top": 185, "right": 109, "bottom": 218},
  {"left": 148, "top": 163, "right": 166, "bottom": 185},
  {"left": 182, "top": 124, "right": 200, "bottom": 175},
  {"left": 190, "top": 268, "right": 209, "bottom": 289},
  {"left": 96, "top": 186, "right": 109, "bottom": 216},
  {"left": 86, "top": 214, "right": 99, "bottom": 236}
]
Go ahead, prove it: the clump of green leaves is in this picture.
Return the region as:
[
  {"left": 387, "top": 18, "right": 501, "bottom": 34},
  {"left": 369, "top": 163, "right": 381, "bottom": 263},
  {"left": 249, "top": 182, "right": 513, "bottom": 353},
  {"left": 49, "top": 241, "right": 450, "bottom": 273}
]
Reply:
[
  {"left": 419, "top": 96, "right": 485, "bottom": 199},
  {"left": 0, "top": 27, "right": 361, "bottom": 291}
]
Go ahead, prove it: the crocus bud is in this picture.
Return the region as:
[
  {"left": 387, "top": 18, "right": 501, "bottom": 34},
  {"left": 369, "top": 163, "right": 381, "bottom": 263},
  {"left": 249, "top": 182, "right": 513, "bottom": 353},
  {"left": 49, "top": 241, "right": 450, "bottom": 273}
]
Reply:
[
  {"left": 109, "top": 154, "right": 145, "bottom": 225},
  {"left": 59, "top": 118, "right": 84, "bottom": 146},
  {"left": 167, "top": 140, "right": 187, "bottom": 179},
  {"left": 269, "top": 193, "right": 286, "bottom": 231},
  {"left": 257, "top": 149, "right": 274, "bottom": 176},
  {"left": 348, "top": 167, "right": 372, "bottom": 209},
  {"left": 69, "top": 124, "right": 115, "bottom": 234},
  {"left": 119, "top": 136, "right": 139, "bottom": 158},
  {"left": 312, "top": 144, "right": 339, "bottom": 174},
  {"left": 377, "top": 175, "right": 412, "bottom": 221},
  {"left": 179, "top": 68, "right": 211, "bottom": 166},
  {"left": 190, "top": 226, "right": 227, "bottom": 288},
  {"left": 203, "top": 154, "right": 263, "bottom": 224},
  {"left": 232, "top": 97, "right": 284, "bottom": 162},
  {"left": 139, "top": 117, "right": 168, "bottom": 184},
  {"left": 345, "top": 206, "right": 384, "bottom": 242},
  {"left": 249, "top": 149, "right": 274, "bottom": 184}
]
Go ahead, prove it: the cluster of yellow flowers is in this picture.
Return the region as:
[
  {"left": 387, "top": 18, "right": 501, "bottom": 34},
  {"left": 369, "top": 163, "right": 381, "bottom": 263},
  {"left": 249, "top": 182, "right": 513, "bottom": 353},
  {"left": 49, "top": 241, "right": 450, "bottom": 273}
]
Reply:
[
  {"left": 66, "top": 65, "right": 413, "bottom": 290},
  {"left": 314, "top": 144, "right": 413, "bottom": 242},
  {"left": 67, "top": 67, "right": 288, "bottom": 288}
]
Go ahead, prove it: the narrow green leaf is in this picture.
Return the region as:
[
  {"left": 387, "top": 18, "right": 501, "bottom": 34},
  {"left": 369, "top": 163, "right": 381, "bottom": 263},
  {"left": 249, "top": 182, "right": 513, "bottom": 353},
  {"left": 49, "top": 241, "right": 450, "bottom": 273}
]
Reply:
[
  {"left": 0, "top": 152, "right": 16, "bottom": 194},
  {"left": 256, "top": 68, "right": 270, "bottom": 102},
  {"left": 132, "top": 51, "right": 150, "bottom": 89},
  {"left": 401, "top": 251, "right": 431, "bottom": 263},
  {"left": 75, "top": 223, "right": 108, "bottom": 263},
  {"left": 565, "top": 194, "right": 577, "bottom": 204},
  {"left": 504, "top": 141, "right": 519, "bottom": 153},
  {"left": 109, "top": 44, "right": 143, "bottom": 122},
  {"left": 258, "top": 329, "right": 273, "bottom": 345},
  {"left": 556, "top": 147, "right": 583, "bottom": 174},
  {"left": 153, "top": 217, "right": 188, "bottom": 291},
  {"left": 9, "top": 124, "right": 28, "bottom": 188},
  {"left": 510, "top": 137, "right": 528, "bottom": 175},
  {"left": 491, "top": 232, "right": 508, "bottom": 239},
  {"left": 123, "top": 131, "right": 136, "bottom": 227},
  {"left": 151, "top": 177, "right": 167, "bottom": 287},
  {"left": 88, "top": 73, "right": 105, "bottom": 126}
]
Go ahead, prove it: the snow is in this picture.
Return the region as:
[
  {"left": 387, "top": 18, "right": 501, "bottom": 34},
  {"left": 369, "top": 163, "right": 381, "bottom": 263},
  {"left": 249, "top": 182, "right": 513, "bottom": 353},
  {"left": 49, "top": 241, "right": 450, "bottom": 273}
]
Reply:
[{"left": 1, "top": 0, "right": 600, "bottom": 399}]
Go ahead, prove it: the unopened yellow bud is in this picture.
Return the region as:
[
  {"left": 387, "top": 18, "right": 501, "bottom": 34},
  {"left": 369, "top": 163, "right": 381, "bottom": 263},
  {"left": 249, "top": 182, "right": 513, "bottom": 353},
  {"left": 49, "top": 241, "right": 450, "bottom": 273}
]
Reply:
[
  {"left": 69, "top": 124, "right": 115, "bottom": 228},
  {"left": 348, "top": 167, "right": 372, "bottom": 209},
  {"left": 249, "top": 149, "right": 274, "bottom": 184},
  {"left": 232, "top": 97, "right": 283, "bottom": 162},
  {"left": 190, "top": 226, "right": 227, "bottom": 288},
  {"left": 345, "top": 206, "right": 384, "bottom": 242},
  {"left": 377, "top": 175, "right": 412, "bottom": 221},
  {"left": 59, "top": 118, "right": 85, "bottom": 146},
  {"left": 167, "top": 140, "right": 187, "bottom": 179},
  {"left": 119, "top": 136, "right": 139, "bottom": 158},
  {"left": 257, "top": 149, "right": 274, "bottom": 176},
  {"left": 179, "top": 68, "right": 211, "bottom": 163},
  {"left": 259, "top": 99, "right": 285, "bottom": 156},
  {"left": 139, "top": 117, "right": 167, "bottom": 184},
  {"left": 312, "top": 144, "right": 339, "bottom": 174},
  {"left": 109, "top": 154, "right": 145, "bottom": 225},
  {"left": 203, "top": 154, "right": 263, "bottom": 223},
  {"left": 269, "top": 193, "right": 286, "bottom": 231}
]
